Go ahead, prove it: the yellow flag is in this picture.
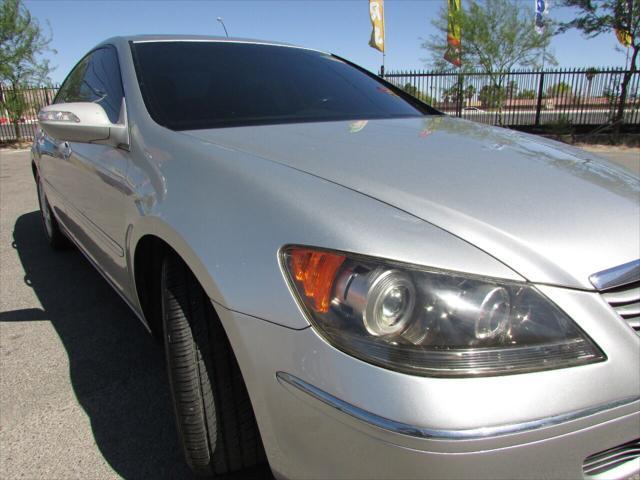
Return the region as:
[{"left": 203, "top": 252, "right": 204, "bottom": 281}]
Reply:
[
  {"left": 614, "top": 0, "right": 633, "bottom": 47},
  {"left": 369, "top": 0, "right": 385, "bottom": 53},
  {"left": 444, "top": 0, "right": 462, "bottom": 67},
  {"left": 616, "top": 28, "right": 632, "bottom": 47}
]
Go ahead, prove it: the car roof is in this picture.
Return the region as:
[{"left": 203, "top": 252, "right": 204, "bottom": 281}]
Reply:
[{"left": 101, "top": 34, "right": 317, "bottom": 52}]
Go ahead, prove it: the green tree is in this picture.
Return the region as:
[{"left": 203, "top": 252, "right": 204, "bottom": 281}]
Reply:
[
  {"left": 421, "top": 0, "right": 556, "bottom": 72},
  {"left": 546, "top": 81, "right": 573, "bottom": 97},
  {"left": 0, "top": 86, "right": 27, "bottom": 128},
  {"left": 584, "top": 67, "right": 599, "bottom": 99},
  {"left": 516, "top": 89, "right": 536, "bottom": 99},
  {"left": 464, "top": 85, "right": 476, "bottom": 105},
  {"left": 0, "top": 0, "right": 54, "bottom": 140},
  {"left": 561, "top": 1, "right": 639, "bottom": 126},
  {"left": 603, "top": 77, "right": 623, "bottom": 121},
  {"left": 478, "top": 84, "right": 506, "bottom": 108},
  {"left": 421, "top": 0, "right": 556, "bottom": 123},
  {"left": 400, "top": 82, "right": 435, "bottom": 105},
  {"left": 442, "top": 84, "right": 462, "bottom": 104},
  {"left": 402, "top": 82, "right": 420, "bottom": 97}
]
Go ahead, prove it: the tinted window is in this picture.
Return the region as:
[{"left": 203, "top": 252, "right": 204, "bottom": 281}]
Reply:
[
  {"left": 55, "top": 47, "right": 124, "bottom": 123},
  {"left": 132, "top": 42, "right": 428, "bottom": 130}
]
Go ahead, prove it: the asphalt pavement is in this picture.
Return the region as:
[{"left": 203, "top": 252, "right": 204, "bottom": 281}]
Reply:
[
  {"left": 1, "top": 146, "right": 638, "bottom": 479},
  {"left": 579, "top": 145, "right": 640, "bottom": 177},
  {"left": 0, "top": 149, "right": 273, "bottom": 479}
]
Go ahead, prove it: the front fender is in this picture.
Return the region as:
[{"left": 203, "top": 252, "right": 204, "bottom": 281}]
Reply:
[
  {"left": 126, "top": 135, "right": 523, "bottom": 330},
  {"left": 127, "top": 215, "right": 228, "bottom": 316}
]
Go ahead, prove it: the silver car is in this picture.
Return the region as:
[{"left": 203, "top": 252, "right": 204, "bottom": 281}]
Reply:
[{"left": 32, "top": 35, "right": 639, "bottom": 479}]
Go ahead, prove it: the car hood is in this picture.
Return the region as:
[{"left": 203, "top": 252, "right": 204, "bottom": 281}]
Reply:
[{"left": 184, "top": 116, "right": 640, "bottom": 289}]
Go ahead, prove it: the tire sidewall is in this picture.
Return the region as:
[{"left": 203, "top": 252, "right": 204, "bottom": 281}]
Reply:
[
  {"left": 36, "top": 174, "right": 54, "bottom": 243},
  {"left": 160, "top": 257, "right": 217, "bottom": 476}
]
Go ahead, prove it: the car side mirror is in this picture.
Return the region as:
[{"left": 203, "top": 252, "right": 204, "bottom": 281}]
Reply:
[{"left": 38, "top": 102, "right": 128, "bottom": 148}]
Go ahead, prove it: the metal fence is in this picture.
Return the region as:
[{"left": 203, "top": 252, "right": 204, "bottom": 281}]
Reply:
[
  {"left": 384, "top": 67, "right": 640, "bottom": 129},
  {"left": 2, "top": 67, "right": 640, "bottom": 141},
  {"left": 0, "top": 84, "right": 59, "bottom": 141}
]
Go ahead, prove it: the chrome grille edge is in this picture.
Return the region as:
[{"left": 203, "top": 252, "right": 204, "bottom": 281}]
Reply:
[
  {"left": 583, "top": 438, "right": 640, "bottom": 477},
  {"left": 590, "top": 259, "right": 640, "bottom": 290},
  {"left": 601, "top": 281, "right": 640, "bottom": 335},
  {"left": 592, "top": 261, "right": 640, "bottom": 336}
]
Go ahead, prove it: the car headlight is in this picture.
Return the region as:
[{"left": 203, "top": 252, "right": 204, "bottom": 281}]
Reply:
[{"left": 281, "top": 246, "right": 605, "bottom": 377}]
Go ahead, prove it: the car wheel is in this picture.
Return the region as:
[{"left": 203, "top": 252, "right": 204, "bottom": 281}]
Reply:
[
  {"left": 36, "top": 173, "right": 67, "bottom": 249},
  {"left": 161, "top": 254, "right": 266, "bottom": 477}
]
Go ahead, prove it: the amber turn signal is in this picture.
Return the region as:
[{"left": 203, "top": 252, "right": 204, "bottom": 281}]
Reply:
[{"left": 288, "top": 247, "right": 345, "bottom": 313}]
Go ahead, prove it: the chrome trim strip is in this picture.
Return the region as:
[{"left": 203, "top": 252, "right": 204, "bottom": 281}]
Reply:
[
  {"left": 276, "top": 372, "right": 640, "bottom": 440},
  {"left": 602, "top": 287, "right": 640, "bottom": 305},
  {"left": 627, "top": 318, "right": 640, "bottom": 329},
  {"left": 617, "top": 302, "right": 640, "bottom": 317},
  {"left": 590, "top": 260, "right": 640, "bottom": 291},
  {"left": 131, "top": 39, "right": 321, "bottom": 53},
  {"left": 586, "top": 460, "right": 640, "bottom": 480}
]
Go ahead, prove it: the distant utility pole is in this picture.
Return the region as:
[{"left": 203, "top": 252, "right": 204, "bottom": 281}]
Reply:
[{"left": 217, "top": 17, "right": 229, "bottom": 38}]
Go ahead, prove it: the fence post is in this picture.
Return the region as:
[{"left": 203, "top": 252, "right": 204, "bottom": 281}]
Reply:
[
  {"left": 456, "top": 74, "right": 463, "bottom": 117},
  {"left": 534, "top": 71, "right": 545, "bottom": 127}
]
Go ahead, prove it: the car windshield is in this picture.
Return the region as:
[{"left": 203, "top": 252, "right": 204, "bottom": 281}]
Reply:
[{"left": 131, "top": 41, "right": 430, "bottom": 130}]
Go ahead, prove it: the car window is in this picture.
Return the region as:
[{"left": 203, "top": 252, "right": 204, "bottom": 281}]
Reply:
[
  {"left": 55, "top": 47, "right": 124, "bottom": 123},
  {"left": 131, "top": 41, "right": 431, "bottom": 130}
]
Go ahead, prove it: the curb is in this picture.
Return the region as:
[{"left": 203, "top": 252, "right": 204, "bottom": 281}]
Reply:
[{"left": 0, "top": 148, "right": 31, "bottom": 154}]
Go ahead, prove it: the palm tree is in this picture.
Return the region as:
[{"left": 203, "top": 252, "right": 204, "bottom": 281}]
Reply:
[
  {"left": 584, "top": 67, "right": 598, "bottom": 102},
  {"left": 464, "top": 85, "right": 476, "bottom": 106}
]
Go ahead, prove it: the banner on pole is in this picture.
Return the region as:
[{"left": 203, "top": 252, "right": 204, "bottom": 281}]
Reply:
[
  {"left": 535, "top": 0, "right": 549, "bottom": 34},
  {"left": 444, "top": 0, "right": 462, "bottom": 67},
  {"left": 614, "top": 0, "right": 632, "bottom": 47},
  {"left": 369, "top": 0, "right": 385, "bottom": 53},
  {"left": 615, "top": 29, "right": 632, "bottom": 47}
]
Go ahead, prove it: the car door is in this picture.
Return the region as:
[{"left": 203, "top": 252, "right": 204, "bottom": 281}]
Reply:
[
  {"left": 37, "top": 55, "right": 92, "bottom": 225},
  {"left": 49, "top": 46, "right": 133, "bottom": 296}
]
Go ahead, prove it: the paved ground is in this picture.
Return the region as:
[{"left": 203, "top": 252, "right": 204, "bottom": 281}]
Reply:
[
  {"left": 579, "top": 144, "right": 640, "bottom": 177},
  {"left": 0, "top": 149, "right": 272, "bottom": 479},
  {"left": 0, "top": 147, "right": 638, "bottom": 479}
]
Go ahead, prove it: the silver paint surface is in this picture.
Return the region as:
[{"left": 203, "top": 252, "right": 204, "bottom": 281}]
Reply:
[
  {"left": 32, "top": 35, "right": 640, "bottom": 479},
  {"left": 276, "top": 371, "right": 640, "bottom": 440},
  {"left": 184, "top": 117, "right": 640, "bottom": 290}
]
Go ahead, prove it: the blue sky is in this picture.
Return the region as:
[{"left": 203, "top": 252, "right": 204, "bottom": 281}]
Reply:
[{"left": 25, "top": 0, "right": 633, "bottom": 84}]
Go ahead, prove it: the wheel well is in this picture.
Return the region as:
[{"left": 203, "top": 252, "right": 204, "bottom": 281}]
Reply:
[
  {"left": 134, "top": 234, "right": 235, "bottom": 343},
  {"left": 134, "top": 235, "right": 223, "bottom": 341},
  {"left": 133, "top": 235, "right": 267, "bottom": 462},
  {"left": 133, "top": 235, "right": 170, "bottom": 338}
]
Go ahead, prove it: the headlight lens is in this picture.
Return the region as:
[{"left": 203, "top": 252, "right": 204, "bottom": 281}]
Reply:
[{"left": 282, "top": 246, "right": 605, "bottom": 377}]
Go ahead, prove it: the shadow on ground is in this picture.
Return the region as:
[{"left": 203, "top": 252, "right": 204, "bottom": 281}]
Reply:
[{"left": 6, "top": 211, "right": 272, "bottom": 479}]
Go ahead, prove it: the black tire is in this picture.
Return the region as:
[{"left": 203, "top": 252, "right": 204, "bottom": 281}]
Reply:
[
  {"left": 36, "top": 173, "right": 67, "bottom": 249},
  {"left": 161, "top": 254, "right": 266, "bottom": 477}
]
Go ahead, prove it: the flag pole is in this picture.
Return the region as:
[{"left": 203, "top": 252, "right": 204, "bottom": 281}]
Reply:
[
  {"left": 382, "top": 9, "right": 386, "bottom": 78},
  {"left": 625, "top": 45, "right": 630, "bottom": 70}
]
